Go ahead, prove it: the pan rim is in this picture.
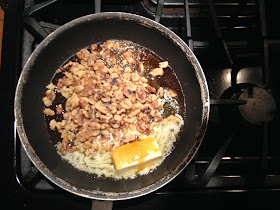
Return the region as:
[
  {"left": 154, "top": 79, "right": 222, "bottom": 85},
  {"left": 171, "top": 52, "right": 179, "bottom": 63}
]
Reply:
[{"left": 14, "top": 12, "right": 210, "bottom": 200}]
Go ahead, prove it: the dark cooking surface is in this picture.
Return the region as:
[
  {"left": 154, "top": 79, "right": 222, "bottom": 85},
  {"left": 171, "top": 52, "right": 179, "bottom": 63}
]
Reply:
[{"left": 2, "top": 0, "right": 280, "bottom": 209}]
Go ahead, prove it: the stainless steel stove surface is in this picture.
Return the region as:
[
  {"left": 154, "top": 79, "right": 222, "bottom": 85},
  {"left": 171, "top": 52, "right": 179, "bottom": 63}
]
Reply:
[{"left": 2, "top": 0, "right": 280, "bottom": 209}]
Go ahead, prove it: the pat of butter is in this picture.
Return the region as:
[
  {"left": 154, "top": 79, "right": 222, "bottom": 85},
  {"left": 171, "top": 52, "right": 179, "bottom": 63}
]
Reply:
[{"left": 112, "top": 137, "right": 162, "bottom": 176}]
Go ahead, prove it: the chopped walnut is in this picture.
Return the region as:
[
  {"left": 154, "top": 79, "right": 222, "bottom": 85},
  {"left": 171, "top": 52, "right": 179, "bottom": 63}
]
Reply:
[
  {"left": 136, "top": 86, "right": 146, "bottom": 104},
  {"left": 43, "top": 40, "right": 182, "bottom": 157},
  {"left": 159, "top": 61, "right": 168, "bottom": 68},
  {"left": 124, "top": 51, "right": 132, "bottom": 59},
  {"left": 166, "top": 90, "right": 177, "bottom": 97},
  {"left": 137, "top": 62, "right": 144, "bottom": 75},
  {"left": 114, "top": 90, "right": 123, "bottom": 101},
  {"left": 157, "top": 87, "right": 164, "bottom": 98},
  {"left": 151, "top": 68, "right": 164, "bottom": 77},
  {"left": 95, "top": 101, "right": 107, "bottom": 114},
  {"left": 56, "top": 104, "right": 63, "bottom": 114},
  {"left": 43, "top": 108, "right": 55, "bottom": 116},
  {"left": 49, "top": 119, "right": 57, "bottom": 130},
  {"left": 46, "top": 83, "right": 56, "bottom": 90},
  {"left": 46, "top": 89, "right": 56, "bottom": 102},
  {"left": 42, "top": 97, "right": 52, "bottom": 107}
]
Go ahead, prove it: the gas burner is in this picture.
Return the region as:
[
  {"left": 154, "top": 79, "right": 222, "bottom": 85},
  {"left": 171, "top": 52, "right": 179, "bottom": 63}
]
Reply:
[
  {"left": 238, "top": 86, "right": 277, "bottom": 125},
  {"left": 220, "top": 83, "right": 278, "bottom": 127}
]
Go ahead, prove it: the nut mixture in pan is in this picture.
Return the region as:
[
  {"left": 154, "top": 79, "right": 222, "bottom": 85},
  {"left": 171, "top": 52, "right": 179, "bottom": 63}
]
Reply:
[{"left": 43, "top": 40, "right": 182, "bottom": 158}]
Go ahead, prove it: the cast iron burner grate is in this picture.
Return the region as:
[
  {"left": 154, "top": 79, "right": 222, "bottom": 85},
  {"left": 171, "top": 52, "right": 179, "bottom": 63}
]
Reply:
[{"left": 16, "top": 0, "right": 280, "bottom": 195}]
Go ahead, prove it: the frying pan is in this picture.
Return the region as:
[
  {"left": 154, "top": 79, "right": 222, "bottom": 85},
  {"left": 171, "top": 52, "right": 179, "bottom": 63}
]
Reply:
[{"left": 14, "top": 12, "right": 209, "bottom": 201}]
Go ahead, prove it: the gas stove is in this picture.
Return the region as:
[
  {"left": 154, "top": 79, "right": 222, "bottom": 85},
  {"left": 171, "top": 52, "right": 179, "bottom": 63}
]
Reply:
[{"left": 2, "top": 0, "right": 280, "bottom": 209}]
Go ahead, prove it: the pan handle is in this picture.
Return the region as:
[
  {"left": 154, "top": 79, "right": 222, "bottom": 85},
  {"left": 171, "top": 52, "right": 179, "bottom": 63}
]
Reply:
[{"left": 92, "top": 200, "right": 113, "bottom": 210}]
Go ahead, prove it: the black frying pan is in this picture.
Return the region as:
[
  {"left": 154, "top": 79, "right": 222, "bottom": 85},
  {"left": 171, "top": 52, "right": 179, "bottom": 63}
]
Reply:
[{"left": 15, "top": 12, "right": 209, "bottom": 201}]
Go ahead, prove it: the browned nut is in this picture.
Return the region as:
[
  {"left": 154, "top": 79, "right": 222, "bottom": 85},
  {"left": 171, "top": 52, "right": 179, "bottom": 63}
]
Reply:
[
  {"left": 91, "top": 44, "right": 97, "bottom": 51},
  {"left": 122, "top": 87, "right": 132, "bottom": 98},
  {"left": 43, "top": 108, "right": 55, "bottom": 116},
  {"left": 157, "top": 87, "right": 164, "bottom": 98},
  {"left": 100, "top": 65, "right": 109, "bottom": 75},
  {"left": 92, "top": 142, "right": 99, "bottom": 150},
  {"left": 159, "top": 61, "right": 168, "bottom": 68},
  {"left": 45, "top": 89, "right": 56, "bottom": 102},
  {"left": 101, "top": 50, "right": 110, "bottom": 59},
  {"left": 122, "top": 98, "right": 133, "bottom": 110},
  {"left": 101, "top": 97, "right": 111, "bottom": 103},
  {"left": 136, "top": 86, "right": 146, "bottom": 104},
  {"left": 127, "top": 57, "right": 135, "bottom": 64},
  {"left": 124, "top": 67, "right": 131, "bottom": 73},
  {"left": 137, "top": 62, "right": 144, "bottom": 75},
  {"left": 113, "top": 41, "right": 120, "bottom": 49},
  {"left": 103, "top": 83, "right": 111, "bottom": 91},
  {"left": 90, "top": 130, "right": 100, "bottom": 137},
  {"left": 145, "top": 85, "right": 156, "bottom": 93},
  {"left": 76, "top": 49, "right": 90, "bottom": 61},
  {"left": 129, "top": 109, "right": 141, "bottom": 118},
  {"left": 116, "top": 108, "right": 126, "bottom": 115},
  {"left": 87, "top": 57, "right": 95, "bottom": 67},
  {"left": 109, "top": 103, "right": 117, "bottom": 110},
  {"left": 49, "top": 119, "right": 57, "bottom": 130},
  {"left": 61, "top": 86, "right": 72, "bottom": 98},
  {"left": 78, "top": 145, "right": 85, "bottom": 153},
  {"left": 42, "top": 97, "right": 52, "bottom": 107},
  {"left": 88, "top": 121, "right": 101, "bottom": 130},
  {"left": 166, "top": 90, "right": 177, "bottom": 97},
  {"left": 131, "top": 95, "right": 137, "bottom": 104},
  {"left": 94, "top": 101, "right": 107, "bottom": 114},
  {"left": 56, "top": 104, "right": 63, "bottom": 114},
  {"left": 131, "top": 72, "right": 140, "bottom": 82},
  {"left": 68, "top": 146, "right": 78, "bottom": 153},
  {"left": 151, "top": 68, "right": 164, "bottom": 77},
  {"left": 84, "top": 150, "right": 91, "bottom": 156},
  {"left": 141, "top": 77, "right": 148, "bottom": 83},
  {"left": 171, "top": 115, "right": 181, "bottom": 123},
  {"left": 73, "top": 139, "right": 82, "bottom": 146},
  {"left": 114, "top": 114, "right": 122, "bottom": 122},
  {"left": 112, "top": 123, "right": 120, "bottom": 129},
  {"left": 154, "top": 116, "right": 163, "bottom": 122},
  {"left": 104, "top": 113, "right": 113, "bottom": 120},
  {"left": 74, "top": 85, "right": 84, "bottom": 92},
  {"left": 84, "top": 141, "right": 93, "bottom": 149},
  {"left": 124, "top": 51, "right": 132, "bottom": 59},
  {"left": 100, "top": 123, "right": 106, "bottom": 130},
  {"left": 106, "top": 141, "right": 115, "bottom": 151},
  {"left": 79, "top": 97, "right": 90, "bottom": 109},
  {"left": 71, "top": 93, "right": 80, "bottom": 109},
  {"left": 104, "top": 40, "right": 114, "bottom": 50},
  {"left": 114, "top": 90, "right": 123, "bottom": 101},
  {"left": 127, "top": 116, "right": 137, "bottom": 124},
  {"left": 46, "top": 83, "right": 56, "bottom": 90},
  {"left": 150, "top": 110, "right": 157, "bottom": 117},
  {"left": 111, "top": 72, "right": 119, "bottom": 78}
]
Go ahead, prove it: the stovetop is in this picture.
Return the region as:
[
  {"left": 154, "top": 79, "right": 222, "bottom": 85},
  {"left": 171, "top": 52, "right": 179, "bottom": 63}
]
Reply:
[{"left": 2, "top": 0, "right": 280, "bottom": 209}]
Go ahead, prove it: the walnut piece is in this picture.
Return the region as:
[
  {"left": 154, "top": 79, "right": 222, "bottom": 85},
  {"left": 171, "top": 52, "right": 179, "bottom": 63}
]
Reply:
[
  {"left": 43, "top": 108, "right": 55, "bottom": 116},
  {"left": 166, "top": 90, "right": 177, "bottom": 97},
  {"left": 159, "top": 61, "right": 168, "bottom": 68},
  {"left": 151, "top": 68, "right": 164, "bottom": 77}
]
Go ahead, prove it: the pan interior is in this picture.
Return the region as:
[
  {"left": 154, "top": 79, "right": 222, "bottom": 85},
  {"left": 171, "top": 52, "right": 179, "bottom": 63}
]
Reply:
[{"left": 16, "top": 13, "right": 207, "bottom": 199}]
